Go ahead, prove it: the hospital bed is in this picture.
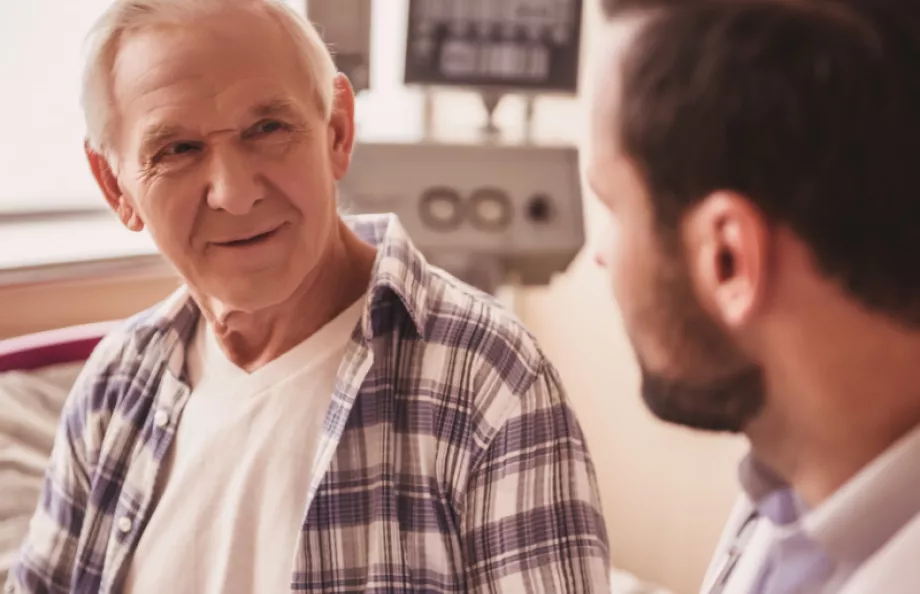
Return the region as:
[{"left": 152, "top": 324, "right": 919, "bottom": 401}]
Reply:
[
  {"left": 0, "top": 323, "right": 108, "bottom": 581},
  {"left": 0, "top": 324, "right": 673, "bottom": 594}
]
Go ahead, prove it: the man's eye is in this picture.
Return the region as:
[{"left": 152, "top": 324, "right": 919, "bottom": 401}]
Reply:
[
  {"left": 155, "top": 141, "right": 201, "bottom": 161},
  {"left": 251, "top": 120, "right": 287, "bottom": 136},
  {"left": 170, "top": 142, "right": 198, "bottom": 154}
]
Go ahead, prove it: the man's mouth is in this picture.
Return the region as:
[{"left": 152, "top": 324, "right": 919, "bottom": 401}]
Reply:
[{"left": 215, "top": 226, "right": 281, "bottom": 248}]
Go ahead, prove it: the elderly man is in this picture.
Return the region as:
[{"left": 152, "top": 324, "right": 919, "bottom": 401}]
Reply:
[
  {"left": 6, "top": 1, "right": 610, "bottom": 592},
  {"left": 588, "top": 1, "right": 920, "bottom": 593}
]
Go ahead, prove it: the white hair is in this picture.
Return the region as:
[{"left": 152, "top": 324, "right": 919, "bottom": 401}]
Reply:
[{"left": 81, "top": 0, "right": 337, "bottom": 156}]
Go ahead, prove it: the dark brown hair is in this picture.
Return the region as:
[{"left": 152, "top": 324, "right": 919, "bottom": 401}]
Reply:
[{"left": 606, "top": 0, "right": 920, "bottom": 325}]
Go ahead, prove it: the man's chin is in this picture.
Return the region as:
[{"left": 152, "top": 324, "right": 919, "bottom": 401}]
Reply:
[
  {"left": 639, "top": 368, "right": 765, "bottom": 434},
  {"left": 194, "top": 273, "right": 300, "bottom": 318}
]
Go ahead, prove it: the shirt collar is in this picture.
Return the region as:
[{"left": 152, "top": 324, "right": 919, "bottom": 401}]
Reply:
[
  {"left": 353, "top": 213, "right": 431, "bottom": 341},
  {"left": 738, "top": 454, "right": 806, "bottom": 527},
  {"left": 804, "top": 422, "right": 920, "bottom": 566},
  {"left": 739, "top": 422, "right": 920, "bottom": 568},
  {"left": 134, "top": 213, "right": 433, "bottom": 350}
]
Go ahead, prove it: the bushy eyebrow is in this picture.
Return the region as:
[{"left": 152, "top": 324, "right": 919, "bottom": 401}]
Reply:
[
  {"left": 249, "top": 97, "right": 303, "bottom": 121},
  {"left": 139, "top": 123, "right": 185, "bottom": 159}
]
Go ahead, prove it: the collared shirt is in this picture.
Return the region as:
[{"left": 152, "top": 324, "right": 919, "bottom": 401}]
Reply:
[
  {"left": 7, "top": 214, "right": 610, "bottom": 594},
  {"left": 704, "top": 423, "right": 920, "bottom": 594}
]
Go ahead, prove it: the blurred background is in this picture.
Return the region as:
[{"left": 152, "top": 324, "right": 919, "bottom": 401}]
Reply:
[{"left": 0, "top": 2, "right": 746, "bottom": 592}]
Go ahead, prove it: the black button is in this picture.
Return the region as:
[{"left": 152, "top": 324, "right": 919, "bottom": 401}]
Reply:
[{"left": 527, "top": 194, "right": 553, "bottom": 222}]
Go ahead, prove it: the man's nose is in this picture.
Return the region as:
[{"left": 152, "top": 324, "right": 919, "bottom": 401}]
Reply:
[{"left": 206, "top": 147, "right": 263, "bottom": 215}]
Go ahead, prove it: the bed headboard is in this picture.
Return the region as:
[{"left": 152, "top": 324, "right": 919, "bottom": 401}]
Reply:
[{"left": 0, "top": 321, "right": 117, "bottom": 373}]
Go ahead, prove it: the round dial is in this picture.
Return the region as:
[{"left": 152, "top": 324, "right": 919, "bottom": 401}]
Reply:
[
  {"left": 419, "top": 186, "right": 464, "bottom": 230},
  {"left": 469, "top": 187, "right": 513, "bottom": 231}
]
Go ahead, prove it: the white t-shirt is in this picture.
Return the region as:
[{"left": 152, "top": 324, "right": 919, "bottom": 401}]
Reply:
[{"left": 124, "top": 296, "right": 365, "bottom": 594}]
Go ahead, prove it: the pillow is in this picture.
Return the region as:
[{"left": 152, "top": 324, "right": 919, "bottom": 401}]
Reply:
[{"left": 0, "top": 362, "right": 84, "bottom": 582}]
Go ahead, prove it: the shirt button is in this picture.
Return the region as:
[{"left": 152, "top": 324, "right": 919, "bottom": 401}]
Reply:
[
  {"left": 117, "top": 516, "right": 133, "bottom": 534},
  {"left": 153, "top": 410, "right": 170, "bottom": 429}
]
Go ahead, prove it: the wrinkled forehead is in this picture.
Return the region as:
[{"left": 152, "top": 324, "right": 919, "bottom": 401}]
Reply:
[{"left": 110, "top": 9, "right": 315, "bottom": 146}]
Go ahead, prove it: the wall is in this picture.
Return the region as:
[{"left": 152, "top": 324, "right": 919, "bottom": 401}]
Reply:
[{"left": 0, "top": 274, "right": 178, "bottom": 339}]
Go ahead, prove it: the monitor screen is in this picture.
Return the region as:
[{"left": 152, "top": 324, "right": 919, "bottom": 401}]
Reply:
[{"left": 404, "top": 0, "right": 583, "bottom": 93}]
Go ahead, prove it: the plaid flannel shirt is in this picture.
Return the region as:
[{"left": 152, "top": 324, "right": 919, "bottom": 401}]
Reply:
[{"left": 7, "top": 214, "right": 610, "bottom": 593}]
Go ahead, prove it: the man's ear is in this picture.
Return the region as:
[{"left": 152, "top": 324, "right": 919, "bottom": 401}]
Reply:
[
  {"left": 682, "top": 191, "right": 769, "bottom": 328},
  {"left": 327, "top": 73, "right": 356, "bottom": 181},
  {"left": 84, "top": 142, "right": 144, "bottom": 232}
]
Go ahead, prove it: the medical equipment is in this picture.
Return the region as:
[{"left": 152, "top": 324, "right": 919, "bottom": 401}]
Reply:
[
  {"left": 404, "top": 0, "right": 583, "bottom": 92},
  {"left": 404, "top": 0, "right": 584, "bottom": 135},
  {"left": 335, "top": 0, "right": 588, "bottom": 295},
  {"left": 339, "top": 139, "right": 584, "bottom": 295}
]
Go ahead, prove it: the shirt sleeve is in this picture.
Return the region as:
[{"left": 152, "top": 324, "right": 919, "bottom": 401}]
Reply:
[
  {"left": 5, "top": 335, "right": 122, "bottom": 594},
  {"left": 461, "top": 360, "right": 611, "bottom": 593}
]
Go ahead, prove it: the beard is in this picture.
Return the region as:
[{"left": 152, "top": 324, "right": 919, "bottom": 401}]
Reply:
[
  {"left": 632, "top": 243, "right": 766, "bottom": 433},
  {"left": 640, "top": 366, "right": 765, "bottom": 433}
]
